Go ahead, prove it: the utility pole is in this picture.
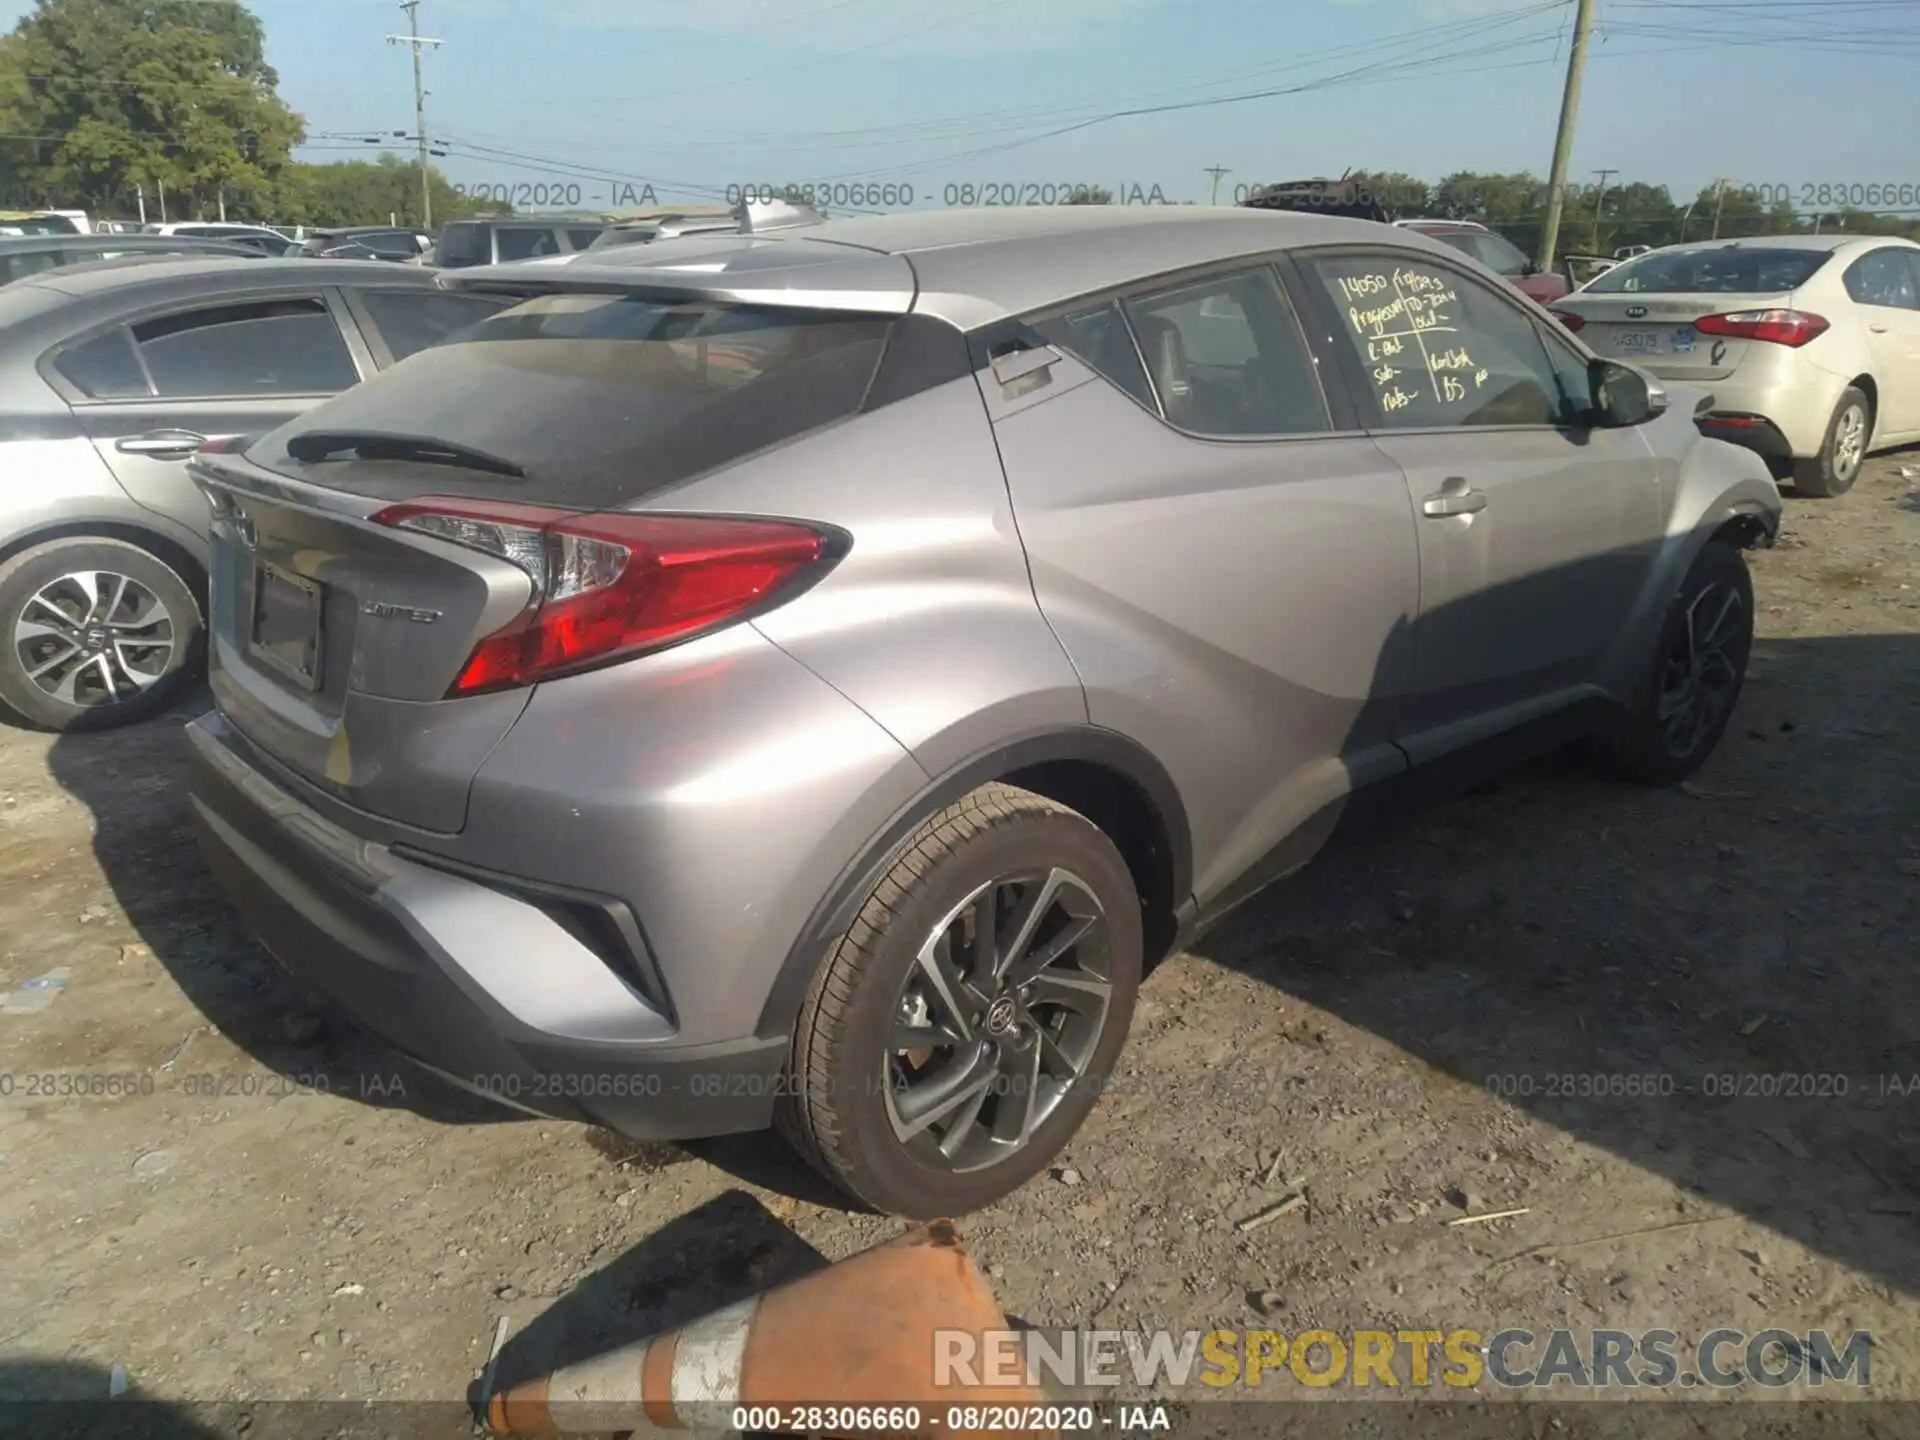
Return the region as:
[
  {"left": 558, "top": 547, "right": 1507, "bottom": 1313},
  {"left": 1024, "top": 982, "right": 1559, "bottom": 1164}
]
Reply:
[
  {"left": 1588, "top": 167, "right": 1615, "bottom": 250},
  {"left": 1203, "top": 164, "right": 1231, "bottom": 206},
  {"left": 1535, "top": 0, "right": 1597, "bottom": 272},
  {"left": 387, "top": 1, "right": 442, "bottom": 229},
  {"left": 1710, "top": 177, "right": 1729, "bottom": 239}
]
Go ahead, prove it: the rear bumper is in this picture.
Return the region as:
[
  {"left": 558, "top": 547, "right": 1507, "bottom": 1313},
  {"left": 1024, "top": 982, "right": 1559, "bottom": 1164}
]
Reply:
[
  {"left": 1665, "top": 353, "right": 1844, "bottom": 458},
  {"left": 186, "top": 711, "right": 788, "bottom": 1140},
  {"left": 1695, "top": 411, "right": 1795, "bottom": 469}
]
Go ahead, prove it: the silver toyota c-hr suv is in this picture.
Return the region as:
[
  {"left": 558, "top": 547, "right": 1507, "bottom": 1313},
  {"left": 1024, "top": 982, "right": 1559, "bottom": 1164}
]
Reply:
[{"left": 185, "top": 206, "right": 1782, "bottom": 1216}]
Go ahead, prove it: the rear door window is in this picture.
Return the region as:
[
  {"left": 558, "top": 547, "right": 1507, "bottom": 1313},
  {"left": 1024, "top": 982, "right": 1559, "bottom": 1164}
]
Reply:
[
  {"left": 1120, "top": 267, "right": 1332, "bottom": 436},
  {"left": 131, "top": 297, "right": 360, "bottom": 397},
  {"left": 566, "top": 228, "right": 606, "bottom": 251},
  {"left": 354, "top": 288, "right": 513, "bottom": 361}
]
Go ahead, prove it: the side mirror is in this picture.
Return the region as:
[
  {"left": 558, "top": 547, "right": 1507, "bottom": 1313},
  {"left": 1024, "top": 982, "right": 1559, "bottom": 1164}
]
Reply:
[{"left": 1588, "top": 357, "right": 1667, "bottom": 427}]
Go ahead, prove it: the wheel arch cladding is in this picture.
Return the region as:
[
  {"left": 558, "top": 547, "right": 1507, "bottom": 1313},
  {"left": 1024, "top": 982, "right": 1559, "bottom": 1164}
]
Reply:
[{"left": 754, "top": 728, "right": 1192, "bottom": 1038}]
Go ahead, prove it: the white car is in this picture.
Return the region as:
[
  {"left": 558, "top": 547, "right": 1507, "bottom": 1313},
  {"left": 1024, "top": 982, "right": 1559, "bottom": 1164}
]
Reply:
[{"left": 1550, "top": 235, "right": 1920, "bottom": 496}]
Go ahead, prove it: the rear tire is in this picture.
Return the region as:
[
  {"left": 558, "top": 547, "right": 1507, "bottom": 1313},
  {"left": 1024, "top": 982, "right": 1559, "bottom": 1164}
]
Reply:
[
  {"left": 1793, "top": 387, "right": 1871, "bottom": 497},
  {"left": 1586, "top": 541, "right": 1753, "bottom": 785},
  {"left": 0, "top": 537, "right": 203, "bottom": 732},
  {"left": 778, "top": 783, "right": 1143, "bottom": 1218}
]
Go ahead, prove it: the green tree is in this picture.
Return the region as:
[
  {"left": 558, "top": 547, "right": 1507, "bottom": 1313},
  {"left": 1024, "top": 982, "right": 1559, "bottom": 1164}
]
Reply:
[
  {"left": 266, "top": 153, "right": 510, "bottom": 228},
  {"left": 0, "top": 0, "right": 303, "bottom": 216},
  {"left": 1065, "top": 185, "right": 1113, "bottom": 204}
]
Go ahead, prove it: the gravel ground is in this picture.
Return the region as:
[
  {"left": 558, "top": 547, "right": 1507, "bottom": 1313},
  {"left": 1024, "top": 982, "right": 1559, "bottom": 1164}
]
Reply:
[{"left": 2, "top": 452, "right": 1918, "bottom": 1430}]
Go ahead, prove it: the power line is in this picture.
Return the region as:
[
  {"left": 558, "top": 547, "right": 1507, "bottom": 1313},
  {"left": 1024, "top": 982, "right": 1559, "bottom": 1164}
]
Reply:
[{"left": 504, "top": 0, "right": 1567, "bottom": 144}]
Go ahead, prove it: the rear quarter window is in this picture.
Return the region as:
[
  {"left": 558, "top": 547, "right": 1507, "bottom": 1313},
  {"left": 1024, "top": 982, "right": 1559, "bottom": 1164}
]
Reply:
[{"left": 53, "top": 328, "right": 151, "bottom": 399}]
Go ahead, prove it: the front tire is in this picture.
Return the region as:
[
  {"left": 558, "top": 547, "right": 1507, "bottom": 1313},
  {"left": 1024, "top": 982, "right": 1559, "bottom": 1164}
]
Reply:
[
  {"left": 0, "top": 537, "right": 203, "bottom": 732},
  {"left": 779, "top": 783, "right": 1143, "bottom": 1218},
  {"left": 1587, "top": 541, "right": 1753, "bottom": 785},
  {"left": 1793, "top": 387, "right": 1871, "bottom": 497}
]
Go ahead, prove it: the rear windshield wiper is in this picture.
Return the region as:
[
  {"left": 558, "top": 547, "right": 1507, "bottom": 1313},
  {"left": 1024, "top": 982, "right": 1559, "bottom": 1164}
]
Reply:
[{"left": 282, "top": 429, "right": 525, "bottom": 478}]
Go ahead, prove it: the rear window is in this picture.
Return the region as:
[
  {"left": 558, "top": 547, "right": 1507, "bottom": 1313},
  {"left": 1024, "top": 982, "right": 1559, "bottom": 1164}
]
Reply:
[
  {"left": 263, "top": 293, "right": 896, "bottom": 506},
  {"left": 1429, "top": 229, "right": 1530, "bottom": 277},
  {"left": 566, "top": 228, "right": 606, "bottom": 250},
  {"left": 1585, "top": 247, "right": 1831, "bottom": 294},
  {"left": 355, "top": 230, "right": 421, "bottom": 258}
]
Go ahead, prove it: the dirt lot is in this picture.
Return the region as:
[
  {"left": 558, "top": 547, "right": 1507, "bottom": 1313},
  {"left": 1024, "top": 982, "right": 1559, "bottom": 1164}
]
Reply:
[{"left": 3, "top": 453, "right": 1919, "bottom": 1429}]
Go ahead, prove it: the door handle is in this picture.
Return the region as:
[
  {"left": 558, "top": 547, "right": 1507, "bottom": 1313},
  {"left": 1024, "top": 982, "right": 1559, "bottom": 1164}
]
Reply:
[
  {"left": 1421, "top": 485, "right": 1488, "bottom": 518},
  {"left": 1869, "top": 323, "right": 1889, "bottom": 334},
  {"left": 115, "top": 430, "right": 206, "bottom": 459}
]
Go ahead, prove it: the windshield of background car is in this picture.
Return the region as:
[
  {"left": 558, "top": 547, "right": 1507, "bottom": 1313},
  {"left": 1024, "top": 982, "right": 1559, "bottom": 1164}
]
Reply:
[
  {"left": 1584, "top": 247, "right": 1832, "bottom": 294},
  {"left": 262, "top": 292, "right": 897, "bottom": 506}
]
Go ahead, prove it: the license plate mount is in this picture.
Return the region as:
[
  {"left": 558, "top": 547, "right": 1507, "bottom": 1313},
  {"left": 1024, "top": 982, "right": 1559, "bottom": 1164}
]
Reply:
[
  {"left": 1617, "top": 330, "right": 1663, "bottom": 355},
  {"left": 249, "top": 562, "right": 323, "bottom": 691}
]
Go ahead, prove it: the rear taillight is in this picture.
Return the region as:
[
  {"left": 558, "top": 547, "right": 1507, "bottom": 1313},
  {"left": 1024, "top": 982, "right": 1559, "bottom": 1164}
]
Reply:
[
  {"left": 1693, "top": 309, "right": 1829, "bottom": 347},
  {"left": 369, "top": 498, "right": 839, "bottom": 696},
  {"left": 1550, "top": 310, "right": 1585, "bottom": 332}
]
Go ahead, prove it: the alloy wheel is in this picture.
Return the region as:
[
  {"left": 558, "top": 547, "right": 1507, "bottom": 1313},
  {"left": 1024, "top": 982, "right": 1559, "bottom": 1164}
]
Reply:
[
  {"left": 1832, "top": 404, "right": 1867, "bottom": 483},
  {"left": 10, "top": 570, "right": 177, "bottom": 709},
  {"left": 1656, "top": 580, "right": 1746, "bottom": 758},
  {"left": 883, "top": 866, "right": 1113, "bottom": 1173}
]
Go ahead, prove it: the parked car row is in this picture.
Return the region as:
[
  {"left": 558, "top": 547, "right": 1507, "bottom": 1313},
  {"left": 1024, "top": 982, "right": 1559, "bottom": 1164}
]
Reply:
[{"left": 7, "top": 194, "right": 1914, "bottom": 1218}]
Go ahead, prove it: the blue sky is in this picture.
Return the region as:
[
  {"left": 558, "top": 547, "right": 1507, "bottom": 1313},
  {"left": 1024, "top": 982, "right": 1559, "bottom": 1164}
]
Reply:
[{"left": 7, "top": 0, "right": 1918, "bottom": 213}]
